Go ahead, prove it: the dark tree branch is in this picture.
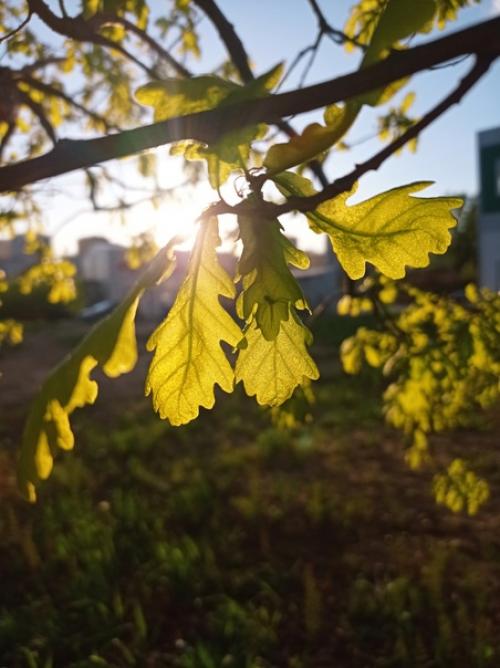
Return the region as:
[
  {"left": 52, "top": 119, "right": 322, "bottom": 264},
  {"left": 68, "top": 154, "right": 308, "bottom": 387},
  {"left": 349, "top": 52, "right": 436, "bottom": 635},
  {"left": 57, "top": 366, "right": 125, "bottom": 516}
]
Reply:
[
  {"left": 0, "top": 16, "right": 499, "bottom": 193},
  {"left": 211, "top": 55, "right": 493, "bottom": 219},
  {"left": 192, "top": 0, "right": 330, "bottom": 186},
  {"left": 192, "top": 0, "right": 253, "bottom": 81},
  {"left": 27, "top": 0, "right": 159, "bottom": 78}
]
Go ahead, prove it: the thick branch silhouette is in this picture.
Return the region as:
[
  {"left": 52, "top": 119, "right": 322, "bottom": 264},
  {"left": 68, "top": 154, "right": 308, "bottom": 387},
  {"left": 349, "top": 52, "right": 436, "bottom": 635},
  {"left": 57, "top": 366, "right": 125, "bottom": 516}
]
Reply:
[
  {"left": 0, "top": 16, "right": 499, "bottom": 193},
  {"left": 207, "top": 55, "right": 493, "bottom": 219},
  {"left": 192, "top": 0, "right": 330, "bottom": 187}
]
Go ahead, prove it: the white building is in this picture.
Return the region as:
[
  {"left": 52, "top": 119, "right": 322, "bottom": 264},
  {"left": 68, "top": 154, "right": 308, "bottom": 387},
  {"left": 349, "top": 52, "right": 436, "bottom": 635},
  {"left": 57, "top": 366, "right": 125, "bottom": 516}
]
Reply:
[{"left": 478, "top": 127, "right": 500, "bottom": 291}]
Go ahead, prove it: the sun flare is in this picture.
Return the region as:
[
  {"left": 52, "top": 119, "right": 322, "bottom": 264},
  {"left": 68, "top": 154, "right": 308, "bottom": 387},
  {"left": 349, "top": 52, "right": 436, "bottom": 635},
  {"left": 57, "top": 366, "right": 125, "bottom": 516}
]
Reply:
[{"left": 152, "top": 195, "right": 205, "bottom": 250}]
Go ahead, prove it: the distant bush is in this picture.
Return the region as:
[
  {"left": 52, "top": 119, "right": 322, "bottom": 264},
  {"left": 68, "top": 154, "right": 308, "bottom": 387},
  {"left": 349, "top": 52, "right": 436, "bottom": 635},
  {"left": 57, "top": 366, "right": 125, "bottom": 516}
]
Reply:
[{"left": 0, "top": 279, "right": 82, "bottom": 320}]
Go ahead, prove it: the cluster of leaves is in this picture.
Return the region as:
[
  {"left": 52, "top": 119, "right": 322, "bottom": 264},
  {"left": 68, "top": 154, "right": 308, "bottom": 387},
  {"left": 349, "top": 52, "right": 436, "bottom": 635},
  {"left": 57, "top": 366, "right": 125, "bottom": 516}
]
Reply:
[
  {"left": 378, "top": 91, "right": 419, "bottom": 153},
  {"left": 434, "top": 458, "right": 489, "bottom": 515},
  {"left": 0, "top": 0, "right": 496, "bottom": 512},
  {"left": 18, "top": 170, "right": 462, "bottom": 498},
  {"left": 0, "top": 233, "right": 78, "bottom": 312},
  {"left": 14, "top": 0, "right": 480, "bottom": 500},
  {"left": 343, "top": 0, "right": 480, "bottom": 49},
  {"left": 136, "top": 63, "right": 284, "bottom": 188},
  {"left": 340, "top": 281, "right": 500, "bottom": 513},
  {"left": 0, "top": 270, "right": 23, "bottom": 351},
  {"left": 16, "top": 257, "right": 77, "bottom": 304},
  {"left": 0, "top": 318, "right": 23, "bottom": 349}
]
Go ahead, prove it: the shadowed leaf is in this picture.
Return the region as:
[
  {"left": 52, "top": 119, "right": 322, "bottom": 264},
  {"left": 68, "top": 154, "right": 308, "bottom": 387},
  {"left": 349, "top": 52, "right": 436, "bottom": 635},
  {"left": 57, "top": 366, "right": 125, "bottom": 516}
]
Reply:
[{"left": 237, "top": 211, "right": 309, "bottom": 340}]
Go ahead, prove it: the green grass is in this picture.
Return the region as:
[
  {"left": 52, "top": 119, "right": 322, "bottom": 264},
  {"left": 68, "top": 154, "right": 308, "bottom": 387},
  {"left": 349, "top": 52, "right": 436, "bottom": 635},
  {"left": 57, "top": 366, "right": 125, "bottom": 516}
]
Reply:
[{"left": 1, "top": 361, "right": 499, "bottom": 667}]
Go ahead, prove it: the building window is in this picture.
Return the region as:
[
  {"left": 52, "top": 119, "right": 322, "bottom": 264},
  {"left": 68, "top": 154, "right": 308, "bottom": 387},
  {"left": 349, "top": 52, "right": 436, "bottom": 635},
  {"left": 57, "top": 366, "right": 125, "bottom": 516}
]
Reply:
[{"left": 480, "top": 142, "right": 500, "bottom": 213}]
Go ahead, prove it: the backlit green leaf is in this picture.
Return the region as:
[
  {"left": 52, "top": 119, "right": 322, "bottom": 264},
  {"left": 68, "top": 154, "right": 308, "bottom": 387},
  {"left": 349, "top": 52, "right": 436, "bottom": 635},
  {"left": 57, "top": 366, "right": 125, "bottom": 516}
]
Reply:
[
  {"left": 359, "top": 0, "right": 436, "bottom": 106},
  {"left": 146, "top": 218, "right": 241, "bottom": 426},
  {"left": 135, "top": 75, "right": 237, "bottom": 122},
  {"left": 237, "top": 210, "right": 309, "bottom": 340},
  {"left": 17, "top": 243, "right": 177, "bottom": 501},
  {"left": 362, "top": 0, "right": 436, "bottom": 67},
  {"left": 264, "top": 104, "right": 357, "bottom": 174},
  {"left": 136, "top": 64, "right": 282, "bottom": 187},
  {"left": 235, "top": 308, "right": 319, "bottom": 406},
  {"left": 274, "top": 173, "right": 462, "bottom": 279}
]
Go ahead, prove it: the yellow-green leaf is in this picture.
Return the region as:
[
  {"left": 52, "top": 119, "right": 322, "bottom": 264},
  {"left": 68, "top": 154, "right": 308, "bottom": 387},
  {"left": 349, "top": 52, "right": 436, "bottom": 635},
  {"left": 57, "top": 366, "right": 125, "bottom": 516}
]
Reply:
[
  {"left": 146, "top": 218, "right": 241, "bottom": 426},
  {"left": 135, "top": 75, "right": 237, "bottom": 121},
  {"left": 17, "top": 243, "right": 177, "bottom": 501},
  {"left": 264, "top": 104, "right": 357, "bottom": 174},
  {"left": 137, "top": 65, "right": 282, "bottom": 188},
  {"left": 359, "top": 0, "right": 436, "bottom": 106},
  {"left": 363, "top": 0, "right": 436, "bottom": 67},
  {"left": 275, "top": 173, "right": 462, "bottom": 280},
  {"left": 235, "top": 308, "right": 319, "bottom": 406},
  {"left": 433, "top": 459, "right": 490, "bottom": 515},
  {"left": 237, "top": 211, "right": 309, "bottom": 340}
]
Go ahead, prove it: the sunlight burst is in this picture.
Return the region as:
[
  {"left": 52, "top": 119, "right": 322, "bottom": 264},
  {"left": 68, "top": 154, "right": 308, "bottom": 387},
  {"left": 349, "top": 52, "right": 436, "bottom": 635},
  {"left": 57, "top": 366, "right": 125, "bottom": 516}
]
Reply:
[{"left": 153, "top": 195, "right": 206, "bottom": 250}]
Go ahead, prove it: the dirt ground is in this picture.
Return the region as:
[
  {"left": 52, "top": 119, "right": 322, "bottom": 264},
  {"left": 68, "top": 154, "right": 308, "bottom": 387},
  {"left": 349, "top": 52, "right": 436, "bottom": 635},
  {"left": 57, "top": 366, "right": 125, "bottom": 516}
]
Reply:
[{"left": 2, "top": 319, "right": 500, "bottom": 666}]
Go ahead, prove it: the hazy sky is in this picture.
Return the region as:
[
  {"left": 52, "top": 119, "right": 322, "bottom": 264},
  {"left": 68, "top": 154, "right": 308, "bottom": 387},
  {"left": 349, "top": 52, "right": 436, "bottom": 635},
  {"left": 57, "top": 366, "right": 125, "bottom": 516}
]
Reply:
[{"left": 51, "top": 0, "right": 500, "bottom": 254}]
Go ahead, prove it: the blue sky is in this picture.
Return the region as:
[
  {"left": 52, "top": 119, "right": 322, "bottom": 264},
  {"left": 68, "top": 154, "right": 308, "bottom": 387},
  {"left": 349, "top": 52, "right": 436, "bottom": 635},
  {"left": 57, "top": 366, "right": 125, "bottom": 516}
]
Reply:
[{"left": 51, "top": 0, "right": 500, "bottom": 253}]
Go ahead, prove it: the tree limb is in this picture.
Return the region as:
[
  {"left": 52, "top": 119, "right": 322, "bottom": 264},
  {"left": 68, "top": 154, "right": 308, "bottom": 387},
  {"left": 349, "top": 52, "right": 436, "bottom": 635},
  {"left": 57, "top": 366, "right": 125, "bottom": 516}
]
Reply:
[
  {"left": 192, "top": 0, "right": 330, "bottom": 187},
  {"left": 210, "top": 55, "right": 493, "bottom": 219},
  {"left": 287, "top": 56, "right": 495, "bottom": 214},
  {"left": 192, "top": 0, "right": 253, "bottom": 81},
  {"left": 0, "top": 16, "right": 499, "bottom": 193}
]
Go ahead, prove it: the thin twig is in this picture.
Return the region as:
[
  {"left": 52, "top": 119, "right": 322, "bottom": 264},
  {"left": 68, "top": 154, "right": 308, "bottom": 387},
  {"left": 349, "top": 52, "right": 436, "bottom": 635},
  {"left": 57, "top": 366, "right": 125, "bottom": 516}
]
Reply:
[
  {"left": 20, "top": 75, "right": 120, "bottom": 132},
  {"left": 191, "top": 0, "right": 330, "bottom": 187},
  {"left": 307, "top": 0, "right": 365, "bottom": 49},
  {"left": 298, "top": 32, "right": 323, "bottom": 87},
  {"left": 112, "top": 15, "right": 190, "bottom": 77},
  {"left": 0, "top": 11, "right": 32, "bottom": 44}
]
